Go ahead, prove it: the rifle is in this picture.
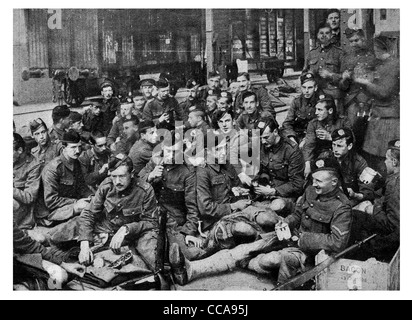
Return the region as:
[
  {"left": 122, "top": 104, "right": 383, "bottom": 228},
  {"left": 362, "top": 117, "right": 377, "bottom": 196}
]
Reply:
[
  {"left": 155, "top": 206, "right": 168, "bottom": 273},
  {"left": 273, "top": 233, "right": 377, "bottom": 291}
]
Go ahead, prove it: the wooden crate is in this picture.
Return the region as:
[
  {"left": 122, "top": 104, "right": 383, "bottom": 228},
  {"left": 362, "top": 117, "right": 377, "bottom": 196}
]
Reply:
[{"left": 315, "top": 248, "right": 400, "bottom": 291}]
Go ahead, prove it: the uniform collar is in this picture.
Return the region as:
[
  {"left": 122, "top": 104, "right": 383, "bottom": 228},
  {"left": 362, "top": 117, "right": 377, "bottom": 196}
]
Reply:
[
  {"left": 265, "top": 136, "right": 284, "bottom": 153},
  {"left": 315, "top": 186, "right": 341, "bottom": 201},
  {"left": 115, "top": 178, "right": 135, "bottom": 197},
  {"left": 51, "top": 125, "right": 65, "bottom": 137},
  {"left": 209, "top": 164, "right": 222, "bottom": 173}
]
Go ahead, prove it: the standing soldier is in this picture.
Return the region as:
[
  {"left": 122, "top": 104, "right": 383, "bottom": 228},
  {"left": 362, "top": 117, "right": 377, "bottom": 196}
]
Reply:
[
  {"left": 339, "top": 28, "right": 377, "bottom": 149},
  {"left": 40, "top": 130, "right": 93, "bottom": 227},
  {"left": 30, "top": 118, "right": 62, "bottom": 170},
  {"left": 143, "top": 78, "right": 184, "bottom": 131},
  {"left": 198, "top": 71, "right": 221, "bottom": 102},
  {"left": 326, "top": 9, "right": 341, "bottom": 47},
  {"left": 302, "top": 94, "right": 351, "bottom": 179},
  {"left": 78, "top": 130, "right": 111, "bottom": 192},
  {"left": 13, "top": 133, "right": 41, "bottom": 230},
  {"left": 100, "top": 81, "right": 121, "bottom": 135},
  {"left": 49, "top": 105, "right": 71, "bottom": 144},
  {"left": 282, "top": 73, "right": 323, "bottom": 147},
  {"left": 303, "top": 23, "right": 344, "bottom": 114}
]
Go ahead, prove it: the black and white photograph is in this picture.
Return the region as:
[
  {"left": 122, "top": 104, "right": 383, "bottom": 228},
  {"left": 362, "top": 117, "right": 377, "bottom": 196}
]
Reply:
[{"left": 7, "top": 3, "right": 408, "bottom": 300}]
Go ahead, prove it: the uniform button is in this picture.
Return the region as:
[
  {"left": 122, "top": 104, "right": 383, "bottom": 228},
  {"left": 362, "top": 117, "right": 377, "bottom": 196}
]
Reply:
[
  {"left": 319, "top": 66, "right": 323, "bottom": 69},
  {"left": 270, "top": 159, "right": 273, "bottom": 162},
  {"left": 319, "top": 217, "right": 322, "bottom": 221},
  {"left": 310, "top": 203, "right": 314, "bottom": 207},
  {"left": 305, "top": 215, "right": 309, "bottom": 219},
  {"left": 115, "top": 215, "right": 119, "bottom": 219}
]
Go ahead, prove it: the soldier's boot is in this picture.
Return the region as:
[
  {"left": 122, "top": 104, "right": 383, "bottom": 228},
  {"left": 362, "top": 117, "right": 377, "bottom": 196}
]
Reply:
[
  {"left": 169, "top": 239, "right": 270, "bottom": 286},
  {"left": 247, "top": 251, "right": 282, "bottom": 275}
]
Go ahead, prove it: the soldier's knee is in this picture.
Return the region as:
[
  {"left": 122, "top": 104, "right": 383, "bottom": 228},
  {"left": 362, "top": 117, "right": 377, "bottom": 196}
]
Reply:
[
  {"left": 259, "top": 251, "right": 282, "bottom": 268},
  {"left": 270, "top": 199, "right": 287, "bottom": 212},
  {"left": 255, "top": 210, "right": 280, "bottom": 228},
  {"left": 232, "top": 221, "right": 258, "bottom": 238}
]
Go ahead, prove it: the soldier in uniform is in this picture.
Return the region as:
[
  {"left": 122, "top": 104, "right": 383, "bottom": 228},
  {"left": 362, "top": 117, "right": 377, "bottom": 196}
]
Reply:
[
  {"left": 40, "top": 130, "right": 93, "bottom": 227},
  {"left": 254, "top": 117, "right": 305, "bottom": 214},
  {"left": 30, "top": 118, "right": 62, "bottom": 170},
  {"left": 204, "top": 89, "right": 220, "bottom": 125},
  {"left": 198, "top": 71, "right": 221, "bottom": 102},
  {"left": 75, "top": 155, "right": 160, "bottom": 270},
  {"left": 302, "top": 23, "right": 344, "bottom": 113},
  {"left": 169, "top": 157, "right": 352, "bottom": 286},
  {"left": 139, "top": 78, "right": 156, "bottom": 107},
  {"left": 187, "top": 109, "right": 210, "bottom": 136},
  {"left": 326, "top": 9, "right": 341, "bottom": 47},
  {"left": 234, "top": 72, "right": 273, "bottom": 118},
  {"left": 112, "top": 115, "right": 140, "bottom": 156},
  {"left": 142, "top": 78, "right": 184, "bottom": 131},
  {"left": 13, "top": 133, "right": 41, "bottom": 230},
  {"left": 100, "top": 81, "right": 121, "bottom": 135},
  {"left": 107, "top": 101, "right": 135, "bottom": 149},
  {"left": 339, "top": 28, "right": 378, "bottom": 149},
  {"left": 302, "top": 94, "right": 351, "bottom": 179},
  {"left": 68, "top": 111, "right": 90, "bottom": 149},
  {"left": 180, "top": 79, "right": 203, "bottom": 119},
  {"left": 82, "top": 99, "right": 105, "bottom": 135},
  {"left": 329, "top": 128, "right": 375, "bottom": 207},
  {"left": 49, "top": 105, "right": 71, "bottom": 144},
  {"left": 217, "top": 91, "right": 233, "bottom": 112},
  {"left": 132, "top": 91, "right": 146, "bottom": 120},
  {"left": 282, "top": 73, "right": 323, "bottom": 147},
  {"left": 348, "top": 140, "right": 400, "bottom": 262},
  {"left": 236, "top": 91, "right": 274, "bottom": 131},
  {"left": 78, "top": 130, "right": 111, "bottom": 192},
  {"left": 139, "top": 134, "right": 204, "bottom": 261},
  {"left": 128, "top": 120, "right": 159, "bottom": 174}
]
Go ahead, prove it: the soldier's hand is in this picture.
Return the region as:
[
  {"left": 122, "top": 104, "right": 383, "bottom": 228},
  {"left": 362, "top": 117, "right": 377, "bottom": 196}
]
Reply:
[
  {"left": 148, "top": 165, "right": 164, "bottom": 182},
  {"left": 99, "top": 163, "right": 109, "bottom": 175},
  {"left": 185, "top": 235, "right": 203, "bottom": 248},
  {"left": 304, "top": 162, "right": 312, "bottom": 180},
  {"left": 110, "top": 226, "right": 128, "bottom": 254},
  {"left": 315, "top": 129, "right": 331, "bottom": 141},
  {"left": 60, "top": 262, "right": 86, "bottom": 278},
  {"left": 230, "top": 199, "right": 252, "bottom": 211},
  {"left": 73, "top": 198, "right": 91, "bottom": 214},
  {"left": 254, "top": 185, "right": 276, "bottom": 197},
  {"left": 238, "top": 172, "right": 252, "bottom": 186},
  {"left": 79, "top": 242, "right": 94, "bottom": 266},
  {"left": 159, "top": 113, "right": 170, "bottom": 123},
  {"left": 319, "top": 69, "right": 333, "bottom": 79},
  {"left": 348, "top": 188, "right": 364, "bottom": 201}
]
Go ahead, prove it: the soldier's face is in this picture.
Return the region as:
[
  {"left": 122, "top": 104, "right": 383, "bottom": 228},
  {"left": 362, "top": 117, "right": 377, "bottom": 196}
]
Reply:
[
  {"left": 237, "top": 76, "right": 251, "bottom": 92},
  {"left": 133, "top": 96, "right": 146, "bottom": 110},
  {"left": 91, "top": 105, "right": 102, "bottom": 116},
  {"left": 64, "top": 142, "right": 82, "bottom": 160},
  {"left": 93, "top": 137, "right": 108, "bottom": 155},
  {"left": 158, "top": 87, "right": 170, "bottom": 100},
  {"left": 317, "top": 27, "right": 332, "bottom": 45},
  {"left": 208, "top": 77, "right": 220, "bottom": 89},
  {"left": 312, "top": 171, "right": 337, "bottom": 195},
  {"left": 188, "top": 113, "right": 201, "bottom": 128},
  {"left": 188, "top": 88, "right": 198, "bottom": 100},
  {"left": 218, "top": 113, "right": 234, "bottom": 133},
  {"left": 243, "top": 95, "right": 258, "bottom": 114},
  {"left": 332, "top": 138, "right": 352, "bottom": 159},
  {"left": 301, "top": 81, "right": 317, "bottom": 99},
  {"left": 327, "top": 12, "right": 340, "bottom": 30},
  {"left": 315, "top": 102, "right": 331, "bottom": 121},
  {"left": 384, "top": 149, "right": 398, "bottom": 175},
  {"left": 123, "top": 121, "right": 138, "bottom": 139},
  {"left": 70, "top": 121, "right": 83, "bottom": 133},
  {"left": 33, "top": 125, "right": 49, "bottom": 147},
  {"left": 349, "top": 34, "right": 366, "bottom": 50},
  {"left": 229, "top": 82, "right": 240, "bottom": 96},
  {"left": 217, "top": 97, "right": 230, "bottom": 111},
  {"left": 261, "top": 126, "right": 277, "bottom": 148},
  {"left": 101, "top": 87, "right": 113, "bottom": 100},
  {"left": 206, "top": 96, "right": 218, "bottom": 111},
  {"left": 142, "top": 85, "right": 154, "bottom": 98},
  {"left": 142, "top": 127, "right": 158, "bottom": 145},
  {"left": 120, "top": 103, "right": 133, "bottom": 117},
  {"left": 111, "top": 165, "right": 133, "bottom": 192}
]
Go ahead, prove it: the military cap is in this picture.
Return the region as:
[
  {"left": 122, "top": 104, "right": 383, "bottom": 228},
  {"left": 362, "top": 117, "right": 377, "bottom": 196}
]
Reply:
[
  {"left": 186, "top": 79, "right": 199, "bottom": 89},
  {"left": 344, "top": 27, "right": 365, "bottom": 39},
  {"left": 388, "top": 139, "right": 400, "bottom": 151},
  {"left": 208, "top": 71, "right": 220, "bottom": 80},
  {"left": 207, "top": 89, "right": 220, "bottom": 97},
  {"left": 218, "top": 91, "right": 232, "bottom": 100},
  {"left": 138, "top": 78, "right": 156, "bottom": 87},
  {"left": 331, "top": 128, "right": 354, "bottom": 142},
  {"left": 312, "top": 156, "right": 342, "bottom": 175},
  {"left": 29, "top": 118, "right": 48, "bottom": 133},
  {"left": 61, "top": 129, "right": 81, "bottom": 144},
  {"left": 156, "top": 78, "right": 169, "bottom": 88},
  {"left": 108, "top": 153, "right": 133, "bottom": 172},
  {"left": 68, "top": 111, "right": 82, "bottom": 123},
  {"left": 317, "top": 94, "right": 335, "bottom": 103},
  {"left": 132, "top": 89, "right": 144, "bottom": 97},
  {"left": 52, "top": 105, "right": 71, "bottom": 119},
  {"left": 138, "top": 120, "right": 156, "bottom": 133},
  {"left": 100, "top": 80, "right": 114, "bottom": 90},
  {"left": 300, "top": 72, "right": 317, "bottom": 85}
]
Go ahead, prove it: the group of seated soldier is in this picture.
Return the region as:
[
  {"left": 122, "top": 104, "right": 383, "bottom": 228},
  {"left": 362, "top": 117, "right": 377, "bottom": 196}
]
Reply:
[{"left": 13, "top": 63, "right": 399, "bottom": 289}]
